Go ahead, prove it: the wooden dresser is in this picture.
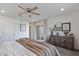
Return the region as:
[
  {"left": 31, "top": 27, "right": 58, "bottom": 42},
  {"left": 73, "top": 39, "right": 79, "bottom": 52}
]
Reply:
[{"left": 48, "top": 35, "right": 74, "bottom": 50}]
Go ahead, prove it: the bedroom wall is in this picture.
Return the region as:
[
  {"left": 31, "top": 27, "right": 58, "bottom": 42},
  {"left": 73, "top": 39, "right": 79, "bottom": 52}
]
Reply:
[
  {"left": 47, "top": 11, "right": 79, "bottom": 49},
  {"left": 0, "top": 15, "right": 29, "bottom": 42}
]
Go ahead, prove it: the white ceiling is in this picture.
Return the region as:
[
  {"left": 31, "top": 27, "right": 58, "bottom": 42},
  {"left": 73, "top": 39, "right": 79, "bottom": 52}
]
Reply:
[{"left": 0, "top": 3, "right": 79, "bottom": 21}]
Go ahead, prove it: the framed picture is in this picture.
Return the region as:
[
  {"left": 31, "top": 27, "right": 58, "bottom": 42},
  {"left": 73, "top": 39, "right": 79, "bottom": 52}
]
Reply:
[
  {"left": 20, "top": 24, "right": 26, "bottom": 32},
  {"left": 62, "top": 22, "right": 71, "bottom": 31}
]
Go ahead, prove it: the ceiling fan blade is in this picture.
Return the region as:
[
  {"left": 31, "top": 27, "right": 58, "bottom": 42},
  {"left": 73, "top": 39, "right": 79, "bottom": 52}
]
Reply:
[
  {"left": 18, "top": 5, "right": 26, "bottom": 11},
  {"left": 32, "top": 6, "right": 38, "bottom": 11},
  {"left": 31, "top": 12, "right": 40, "bottom": 15}
]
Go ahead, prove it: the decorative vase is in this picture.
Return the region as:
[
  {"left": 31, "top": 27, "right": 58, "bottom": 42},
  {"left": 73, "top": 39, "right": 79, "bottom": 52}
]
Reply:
[{"left": 64, "top": 31, "right": 69, "bottom": 36}]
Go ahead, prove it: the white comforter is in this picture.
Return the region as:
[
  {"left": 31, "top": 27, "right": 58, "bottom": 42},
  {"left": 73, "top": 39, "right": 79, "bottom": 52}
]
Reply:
[{"left": 0, "top": 41, "right": 37, "bottom": 56}]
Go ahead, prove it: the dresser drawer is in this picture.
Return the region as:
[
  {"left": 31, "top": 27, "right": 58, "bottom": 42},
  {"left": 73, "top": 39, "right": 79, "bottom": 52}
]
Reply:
[
  {"left": 64, "top": 44, "right": 73, "bottom": 49},
  {"left": 48, "top": 35, "right": 74, "bottom": 50}
]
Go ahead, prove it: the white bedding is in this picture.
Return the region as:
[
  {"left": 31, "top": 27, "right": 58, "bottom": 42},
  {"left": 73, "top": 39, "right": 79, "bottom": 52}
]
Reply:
[{"left": 0, "top": 41, "right": 37, "bottom": 56}]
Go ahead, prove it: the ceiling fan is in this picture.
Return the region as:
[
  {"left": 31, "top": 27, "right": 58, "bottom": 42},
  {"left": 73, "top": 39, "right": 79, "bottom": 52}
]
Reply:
[{"left": 18, "top": 5, "right": 40, "bottom": 17}]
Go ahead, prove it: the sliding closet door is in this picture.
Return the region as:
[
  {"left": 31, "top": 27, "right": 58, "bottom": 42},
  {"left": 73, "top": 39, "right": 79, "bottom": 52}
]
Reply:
[
  {"left": 36, "top": 25, "right": 44, "bottom": 40},
  {"left": 35, "top": 20, "right": 48, "bottom": 41},
  {"left": 36, "top": 25, "right": 40, "bottom": 39},
  {"left": 40, "top": 26, "right": 44, "bottom": 40}
]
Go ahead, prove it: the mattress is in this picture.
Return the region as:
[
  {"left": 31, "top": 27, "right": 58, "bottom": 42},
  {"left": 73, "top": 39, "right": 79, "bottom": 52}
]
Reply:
[{"left": 0, "top": 38, "right": 60, "bottom": 56}]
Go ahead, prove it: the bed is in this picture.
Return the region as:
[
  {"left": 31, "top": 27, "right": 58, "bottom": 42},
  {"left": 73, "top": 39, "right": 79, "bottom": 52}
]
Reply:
[{"left": 0, "top": 38, "right": 60, "bottom": 56}]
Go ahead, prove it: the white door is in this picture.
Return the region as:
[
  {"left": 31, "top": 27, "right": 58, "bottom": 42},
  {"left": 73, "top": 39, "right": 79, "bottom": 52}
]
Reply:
[{"left": 36, "top": 25, "right": 44, "bottom": 40}]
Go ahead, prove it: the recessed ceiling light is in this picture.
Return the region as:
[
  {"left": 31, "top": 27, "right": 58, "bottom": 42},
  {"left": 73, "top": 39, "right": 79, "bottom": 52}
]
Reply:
[
  {"left": 1, "top": 10, "right": 5, "bottom": 13},
  {"left": 60, "top": 8, "right": 64, "bottom": 12}
]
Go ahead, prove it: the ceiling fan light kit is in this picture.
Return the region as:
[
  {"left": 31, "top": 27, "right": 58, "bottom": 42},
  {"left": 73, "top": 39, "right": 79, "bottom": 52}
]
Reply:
[{"left": 18, "top": 5, "right": 40, "bottom": 16}]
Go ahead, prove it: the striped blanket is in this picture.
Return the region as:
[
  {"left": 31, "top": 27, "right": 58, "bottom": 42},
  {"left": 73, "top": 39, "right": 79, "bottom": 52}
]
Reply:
[{"left": 16, "top": 38, "right": 60, "bottom": 56}]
